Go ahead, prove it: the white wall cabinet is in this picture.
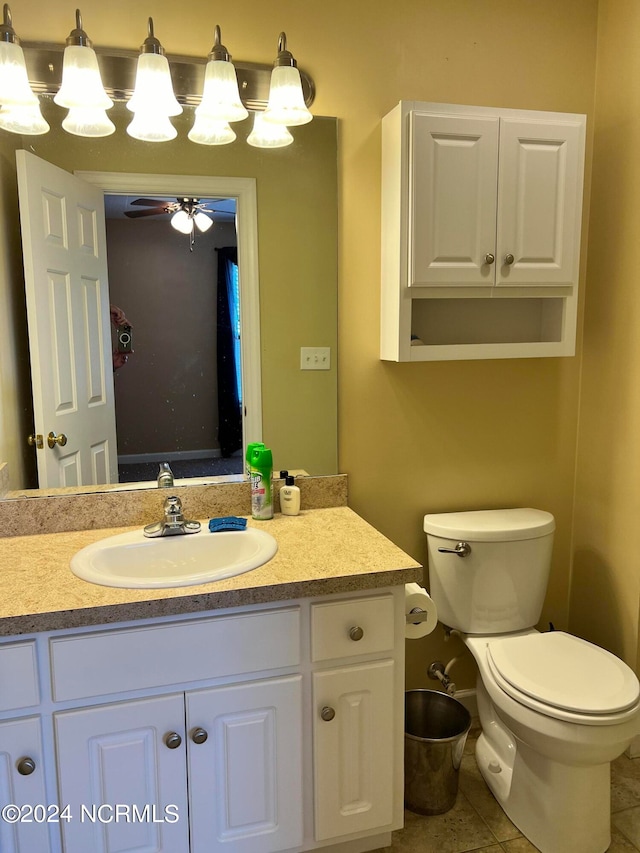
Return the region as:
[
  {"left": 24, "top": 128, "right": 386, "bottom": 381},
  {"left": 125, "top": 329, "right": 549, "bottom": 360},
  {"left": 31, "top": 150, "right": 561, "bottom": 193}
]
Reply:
[
  {"left": 381, "top": 101, "right": 586, "bottom": 361},
  {"left": 0, "top": 588, "right": 405, "bottom": 853}
]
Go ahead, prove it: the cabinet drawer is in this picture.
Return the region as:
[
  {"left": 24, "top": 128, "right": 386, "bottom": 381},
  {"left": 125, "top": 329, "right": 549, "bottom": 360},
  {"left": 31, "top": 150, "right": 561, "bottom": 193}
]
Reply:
[
  {"left": 311, "top": 595, "right": 395, "bottom": 662},
  {"left": 50, "top": 608, "right": 300, "bottom": 701},
  {"left": 0, "top": 641, "right": 39, "bottom": 711}
]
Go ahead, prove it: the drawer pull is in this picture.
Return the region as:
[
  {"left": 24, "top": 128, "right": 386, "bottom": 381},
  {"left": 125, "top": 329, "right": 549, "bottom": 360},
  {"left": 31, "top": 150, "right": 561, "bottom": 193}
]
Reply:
[
  {"left": 164, "top": 732, "right": 182, "bottom": 749},
  {"left": 321, "top": 706, "right": 336, "bottom": 722},
  {"left": 349, "top": 625, "right": 364, "bottom": 641},
  {"left": 16, "top": 757, "right": 36, "bottom": 776},
  {"left": 191, "top": 727, "right": 208, "bottom": 745}
]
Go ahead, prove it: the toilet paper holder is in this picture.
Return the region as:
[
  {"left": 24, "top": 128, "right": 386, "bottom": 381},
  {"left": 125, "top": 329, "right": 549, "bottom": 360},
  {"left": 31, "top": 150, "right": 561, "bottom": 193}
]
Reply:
[{"left": 406, "top": 607, "right": 431, "bottom": 624}]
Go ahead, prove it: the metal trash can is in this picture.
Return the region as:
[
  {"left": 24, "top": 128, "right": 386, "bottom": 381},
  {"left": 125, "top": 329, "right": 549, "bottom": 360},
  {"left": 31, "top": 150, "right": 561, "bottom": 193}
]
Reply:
[{"left": 404, "top": 689, "right": 471, "bottom": 815}]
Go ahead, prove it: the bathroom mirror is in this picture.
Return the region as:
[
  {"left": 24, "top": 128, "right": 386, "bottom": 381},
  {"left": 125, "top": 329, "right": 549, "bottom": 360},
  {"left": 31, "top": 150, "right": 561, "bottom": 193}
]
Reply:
[{"left": 1, "top": 101, "right": 338, "bottom": 497}]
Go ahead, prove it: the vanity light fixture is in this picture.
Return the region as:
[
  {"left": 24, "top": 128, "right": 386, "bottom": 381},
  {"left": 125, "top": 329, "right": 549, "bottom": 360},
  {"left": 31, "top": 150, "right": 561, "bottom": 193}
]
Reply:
[
  {"left": 127, "top": 18, "right": 181, "bottom": 143},
  {"left": 0, "top": 4, "right": 48, "bottom": 134},
  {"left": 54, "top": 9, "right": 115, "bottom": 137},
  {"left": 262, "top": 33, "right": 313, "bottom": 127},
  {"left": 0, "top": 13, "right": 316, "bottom": 147}
]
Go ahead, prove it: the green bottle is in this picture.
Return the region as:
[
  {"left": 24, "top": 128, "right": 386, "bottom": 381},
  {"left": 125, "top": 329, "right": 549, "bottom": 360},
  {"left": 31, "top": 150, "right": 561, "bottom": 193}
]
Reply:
[
  {"left": 250, "top": 447, "right": 273, "bottom": 520},
  {"left": 245, "top": 442, "right": 265, "bottom": 478}
]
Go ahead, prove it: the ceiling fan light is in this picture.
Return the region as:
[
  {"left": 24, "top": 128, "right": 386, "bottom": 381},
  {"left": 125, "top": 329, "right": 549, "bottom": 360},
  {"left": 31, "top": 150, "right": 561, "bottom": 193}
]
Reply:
[
  {"left": 194, "top": 211, "right": 213, "bottom": 232},
  {"left": 127, "top": 109, "right": 177, "bottom": 143},
  {"left": 61, "top": 106, "right": 115, "bottom": 137},
  {"left": 0, "top": 42, "right": 39, "bottom": 106},
  {"left": 0, "top": 101, "right": 49, "bottom": 134},
  {"left": 188, "top": 115, "right": 236, "bottom": 146},
  {"left": 171, "top": 209, "right": 193, "bottom": 234},
  {"left": 263, "top": 65, "right": 312, "bottom": 127},
  {"left": 196, "top": 59, "right": 248, "bottom": 123},
  {"left": 127, "top": 52, "right": 182, "bottom": 117},
  {"left": 247, "top": 110, "right": 293, "bottom": 148},
  {"left": 54, "top": 44, "right": 113, "bottom": 110}
]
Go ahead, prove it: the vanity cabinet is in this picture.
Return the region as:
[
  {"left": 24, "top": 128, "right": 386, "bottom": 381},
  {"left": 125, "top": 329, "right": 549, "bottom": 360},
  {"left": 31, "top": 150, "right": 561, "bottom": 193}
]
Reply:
[
  {"left": 0, "top": 587, "right": 405, "bottom": 853},
  {"left": 381, "top": 100, "right": 586, "bottom": 361},
  {"left": 55, "top": 677, "right": 302, "bottom": 853}
]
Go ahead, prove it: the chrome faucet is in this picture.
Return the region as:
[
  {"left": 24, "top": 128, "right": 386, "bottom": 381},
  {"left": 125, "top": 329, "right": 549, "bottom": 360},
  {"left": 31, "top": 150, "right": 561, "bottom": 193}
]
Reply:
[
  {"left": 143, "top": 496, "right": 201, "bottom": 538},
  {"left": 157, "top": 462, "right": 174, "bottom": 488}
]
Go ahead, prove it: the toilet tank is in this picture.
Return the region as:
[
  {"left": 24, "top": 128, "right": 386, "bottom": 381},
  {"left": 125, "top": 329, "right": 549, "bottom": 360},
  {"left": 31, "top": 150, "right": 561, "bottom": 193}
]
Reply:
[{"left": 424, "top": 508, "right": 555, "bottom": 634}]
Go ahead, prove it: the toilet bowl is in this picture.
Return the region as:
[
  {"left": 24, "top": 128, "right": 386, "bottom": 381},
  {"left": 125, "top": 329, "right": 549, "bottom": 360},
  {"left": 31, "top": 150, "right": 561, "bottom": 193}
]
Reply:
[{"left": 424, "top": 508, "right": 640, "bottom": 853}]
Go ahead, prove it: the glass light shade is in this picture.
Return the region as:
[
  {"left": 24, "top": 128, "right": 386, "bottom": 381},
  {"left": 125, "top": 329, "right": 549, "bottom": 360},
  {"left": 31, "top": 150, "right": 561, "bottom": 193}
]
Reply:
[
  {"left": 194, "top": 211, "right": 213, "bottom": 232},
  {"left": 188, "top": 114, "right": 236, "bottom": 146},
  {"left": 0, "top": 102, "right": 49, "bottom": 134},
  {"left": 127, "top": 53, "right": 182, "bottom": 116},
  {"left": 262, "top": 65, "right": 312, "bottom": 126},
  {"left": 127, "top": 109, "right": 177, "bottom": 142},
  {"left": 0, "top": 42, "right": 39, "bottom": 106},
  {"left": 196, "top": 59, "right": 248, "bottom": 123},
  {"left": 247, "top": 111, "right": 293, "bottom": 148},
  {"left": 54, "top": 45, "right": 113, "bottom": 110},
  {"left": 171, "top": 209, "right": 193, "bottom": 234},
  {"left": 61, "top": 106, "right": 115, "bottom": 137}
]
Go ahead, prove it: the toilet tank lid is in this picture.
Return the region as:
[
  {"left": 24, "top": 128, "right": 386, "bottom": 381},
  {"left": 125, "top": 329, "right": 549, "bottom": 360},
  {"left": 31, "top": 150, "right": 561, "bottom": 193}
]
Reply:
[{"left": 423, "top": 508, "right": 555, "bottom": 542}]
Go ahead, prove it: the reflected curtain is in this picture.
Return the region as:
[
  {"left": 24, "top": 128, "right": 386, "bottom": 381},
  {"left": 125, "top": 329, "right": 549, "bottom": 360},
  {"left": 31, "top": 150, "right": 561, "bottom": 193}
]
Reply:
[{"left": 217, "top": 247, "right": 243, "bottom": 457}]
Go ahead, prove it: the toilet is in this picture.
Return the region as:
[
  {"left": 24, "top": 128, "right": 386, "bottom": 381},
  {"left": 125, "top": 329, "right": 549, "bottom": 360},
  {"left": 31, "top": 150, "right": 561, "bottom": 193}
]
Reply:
[{"left": 424, "top": 508, "right": 640, "bottom": 853}]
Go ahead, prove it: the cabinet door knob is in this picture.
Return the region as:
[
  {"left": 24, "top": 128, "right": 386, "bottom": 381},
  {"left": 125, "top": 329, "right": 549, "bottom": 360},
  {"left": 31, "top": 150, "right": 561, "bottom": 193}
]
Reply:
[
  {"left": 164, "top": 732, "right": 182, "bottom": 749},
  {"left": 191, "top": 727, "right": 208, "bottom": 745},
  {"left": 16, "top": 757, "right": 36, "bottom": 776},
  {"left": 349, "top": 625, "right": 364, "bottom": 641},
  {"left": 484, "top": 253, "right": 495, "bottom": 265},
  {"left": 504, "top": 253, "right": 515, "bottom": 265},
  {"left": 320, "top": 706, "right": 336, "bottom": 722}
]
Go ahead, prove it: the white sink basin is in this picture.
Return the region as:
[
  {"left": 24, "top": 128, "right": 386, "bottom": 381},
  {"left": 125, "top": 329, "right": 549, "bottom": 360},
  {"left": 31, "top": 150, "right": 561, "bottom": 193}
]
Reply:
[{"left": 70, "top": 527, "right": 278, "bottom": 589}]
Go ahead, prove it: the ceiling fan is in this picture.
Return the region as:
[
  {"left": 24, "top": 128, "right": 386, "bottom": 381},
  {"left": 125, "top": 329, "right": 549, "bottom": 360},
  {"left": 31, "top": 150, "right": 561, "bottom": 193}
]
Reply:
[{"left": 124, "top": 197, "right": 225, "bottom": 242}]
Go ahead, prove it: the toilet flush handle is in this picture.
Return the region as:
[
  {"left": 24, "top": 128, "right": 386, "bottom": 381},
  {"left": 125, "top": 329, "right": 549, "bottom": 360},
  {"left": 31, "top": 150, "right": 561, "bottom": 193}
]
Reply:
[{"left": 437, "top": 542, "right": 471, "bottom": 558}]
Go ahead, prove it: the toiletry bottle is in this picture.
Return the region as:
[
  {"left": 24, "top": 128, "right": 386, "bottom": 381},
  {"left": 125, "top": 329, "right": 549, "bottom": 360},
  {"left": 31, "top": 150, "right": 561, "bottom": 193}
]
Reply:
[
  {"left": 280, "top": 475, "right": 300, "bottom": 516},
  {"left": 250, "top": 446, "right": 273, "bottom": 520}
]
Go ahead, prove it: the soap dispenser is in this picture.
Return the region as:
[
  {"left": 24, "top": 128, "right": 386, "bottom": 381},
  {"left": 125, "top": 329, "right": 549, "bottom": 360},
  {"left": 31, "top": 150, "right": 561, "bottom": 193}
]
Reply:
[{"left": 280, "top": 475, "right": 300, "bottom": 516}]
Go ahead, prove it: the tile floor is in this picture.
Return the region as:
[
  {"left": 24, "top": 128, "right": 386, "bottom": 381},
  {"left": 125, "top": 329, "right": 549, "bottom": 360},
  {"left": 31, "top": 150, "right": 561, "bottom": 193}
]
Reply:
[{"left": 381, "top": 725, "right": 640, "bottom": 853}]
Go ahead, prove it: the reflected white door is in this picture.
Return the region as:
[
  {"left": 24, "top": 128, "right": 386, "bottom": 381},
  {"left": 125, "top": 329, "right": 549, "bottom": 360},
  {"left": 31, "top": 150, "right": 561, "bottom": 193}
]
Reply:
[{"left": 17, "top": 150, "right": 117, "bottom": 488}]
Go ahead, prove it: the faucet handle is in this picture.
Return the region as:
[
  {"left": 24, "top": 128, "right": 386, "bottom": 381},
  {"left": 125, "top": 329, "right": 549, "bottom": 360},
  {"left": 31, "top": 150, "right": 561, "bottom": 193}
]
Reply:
[{"left": 164, "top": 495, "right": 183, "bottom": 518}]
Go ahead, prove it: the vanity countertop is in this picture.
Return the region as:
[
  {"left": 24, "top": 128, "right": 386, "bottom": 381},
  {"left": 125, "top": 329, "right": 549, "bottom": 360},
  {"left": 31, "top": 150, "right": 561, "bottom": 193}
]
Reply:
[{"left": 0, "top": 506, "right": 423, "bottom": 635}]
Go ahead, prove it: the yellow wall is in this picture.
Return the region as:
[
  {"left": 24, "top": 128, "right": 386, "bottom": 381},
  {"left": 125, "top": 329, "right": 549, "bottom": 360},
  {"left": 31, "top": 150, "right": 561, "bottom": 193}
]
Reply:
[
  {"left": 1, "top": 0, "right": 603, "bottom": 687},
  {"left": 571, "top": 0, "right": 640, "bottom": 668}
]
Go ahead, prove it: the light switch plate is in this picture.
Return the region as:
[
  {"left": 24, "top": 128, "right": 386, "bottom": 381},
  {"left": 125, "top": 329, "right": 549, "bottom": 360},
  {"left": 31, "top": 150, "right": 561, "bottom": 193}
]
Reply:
[{"left": 300, "top": 347, "right": 331, "bottom": 370}]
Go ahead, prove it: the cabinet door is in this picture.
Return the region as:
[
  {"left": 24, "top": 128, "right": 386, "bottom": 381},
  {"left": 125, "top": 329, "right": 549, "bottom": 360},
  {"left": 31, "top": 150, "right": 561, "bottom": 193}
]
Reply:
[
  {"left": 313, "top": 659, "right": 395, "bottom": 841},
  {"left": 0, "top": 717, "right": 51, "bottom": 853},
  {"left": 55, "top": 694, "right": 189, "bottom": 853},
  {"left": 496, "top": 118, "right": 584, "bottom": 286},
  {"left": 410, "top": 112, "right": 499, "bottom": 286},
  {"left": 187, "top": 675, "right": 303, "bottom": 853}
]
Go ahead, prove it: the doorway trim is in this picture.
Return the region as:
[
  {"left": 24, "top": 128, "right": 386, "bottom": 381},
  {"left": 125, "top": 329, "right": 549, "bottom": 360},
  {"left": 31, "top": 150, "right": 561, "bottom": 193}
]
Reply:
[{"left": 76, "top": 170, "right": 262, "bottom": 465}]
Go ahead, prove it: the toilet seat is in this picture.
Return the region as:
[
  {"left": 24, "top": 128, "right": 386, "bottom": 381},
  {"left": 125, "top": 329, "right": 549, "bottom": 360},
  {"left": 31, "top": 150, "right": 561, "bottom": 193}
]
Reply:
[{"left": 486, "top": 631, "right": 640, "bottom": 725}]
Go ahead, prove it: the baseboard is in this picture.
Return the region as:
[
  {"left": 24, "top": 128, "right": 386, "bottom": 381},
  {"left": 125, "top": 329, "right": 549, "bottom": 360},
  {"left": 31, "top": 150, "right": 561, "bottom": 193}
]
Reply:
[{"left": 626, "top": 734, "right": 640, "bottom": 759}]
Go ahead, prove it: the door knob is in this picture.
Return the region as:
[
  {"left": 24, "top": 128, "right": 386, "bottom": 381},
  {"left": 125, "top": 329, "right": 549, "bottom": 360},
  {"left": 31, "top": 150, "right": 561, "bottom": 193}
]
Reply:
[
  {"left": 191, "top": 727, "right": 208, "bottom": 744},
  {"left": 16, "top": 757, "right": 36, "bottom": 776},
  {"left": 27, "top": 434, "right": 43, "bottom": 449},
  {"left": 47, "top": 431, "right": 68, "bottom": 449},
  {"left": 164, "top": 732, "right": 182, "bottom": 749}
]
